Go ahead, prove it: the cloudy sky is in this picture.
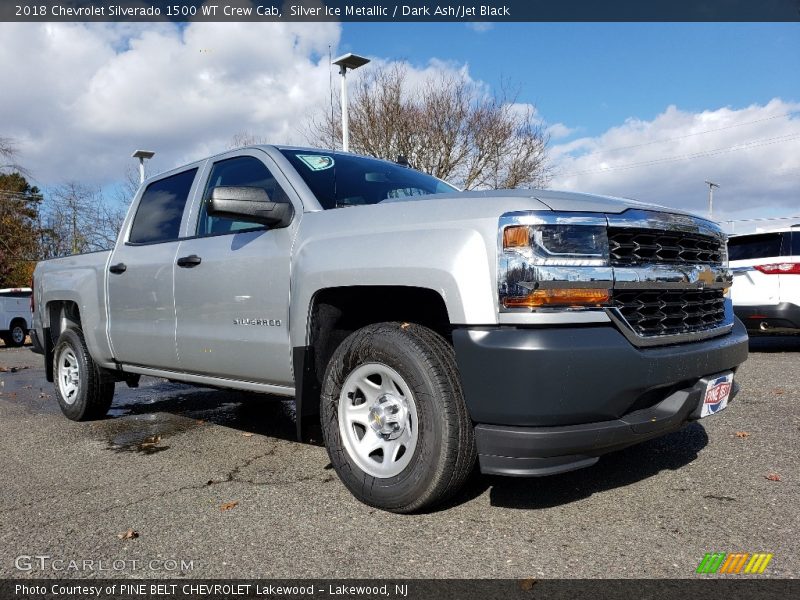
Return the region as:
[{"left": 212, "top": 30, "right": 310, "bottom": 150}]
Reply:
[{"left": 1, "top": 20, "right": 798, "bottom": 232}]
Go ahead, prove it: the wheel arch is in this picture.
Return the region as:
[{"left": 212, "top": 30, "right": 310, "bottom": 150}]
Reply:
[
  {"left": 293, "top": 285, "right": 452, "bottom": 441},
  {"left": 41, "top": 300, "right": 82, "bottom": 381}
]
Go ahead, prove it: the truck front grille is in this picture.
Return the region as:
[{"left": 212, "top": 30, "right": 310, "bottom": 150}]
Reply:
[
  {"left": 608, "top": 228, "right": 723, "bottom": 266},
  {"left": 612, "top": 288, "right": 726, "bottom": 337}
]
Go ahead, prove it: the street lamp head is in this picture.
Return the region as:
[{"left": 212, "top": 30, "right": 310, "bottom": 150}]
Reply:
[
  {"left": 332, "top": 53, "right": 370, "bottom": 72},
  {"left": 704, "top": 180, "right": 720, "bottom": 189},
  {"left": 132, "top": 150, "right": 156, "bottom": 184},
  {"left": 132, "top": 150, "right": 155, "bottom": 160}
]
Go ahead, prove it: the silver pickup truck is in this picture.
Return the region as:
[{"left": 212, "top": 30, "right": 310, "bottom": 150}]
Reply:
[{"left": 31, "top": 145, "right": 748, "bottom": 512}]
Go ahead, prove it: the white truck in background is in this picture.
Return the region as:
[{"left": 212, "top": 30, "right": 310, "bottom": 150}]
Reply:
[{"left": 0, "top": 287, "right": 31, "bottom": 347}]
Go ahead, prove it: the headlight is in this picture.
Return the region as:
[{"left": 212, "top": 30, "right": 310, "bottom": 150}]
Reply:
[
  {"left": 504, "top": 224, "right": 609, "bottom": 265},
  {"left": 499, "top": 213, "right": 613, "bottom": 311}
]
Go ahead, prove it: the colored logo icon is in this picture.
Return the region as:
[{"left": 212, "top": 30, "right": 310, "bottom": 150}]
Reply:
[{"left": 696, "top": 552, "right": 773, "bottom": 574}]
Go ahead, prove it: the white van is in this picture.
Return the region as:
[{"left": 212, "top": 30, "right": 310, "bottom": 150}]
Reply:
[
  {"left": 0, "top": 287, "right": 31, "bottom": 347},
  {"left": 728, "top": 226, "right": 800, "bottom": 333}
]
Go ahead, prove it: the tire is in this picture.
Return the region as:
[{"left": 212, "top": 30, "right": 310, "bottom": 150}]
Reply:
[
  {"left": 7, "top": 320, "right": 27, "bottom": 347},
  {"left": 320, "top": 322, "right": 476, "bottom": 513},
  {"left": 52, "top": 327, "right": 115, "bottom": 421}
]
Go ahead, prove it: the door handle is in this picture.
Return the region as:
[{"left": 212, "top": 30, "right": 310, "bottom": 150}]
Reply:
[
  {"left": 177, "top": 255, "right": 202, "bottom": 268},
  {"left": 109, "top": 263, "right": 127, "bottom": 274}
]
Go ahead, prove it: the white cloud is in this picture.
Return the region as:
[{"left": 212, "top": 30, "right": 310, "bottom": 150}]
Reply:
[
  {"left": 3, "top": 22, "right": 797, "bottom": 234},
  {"left": 550, "top": 100, "right": 800, "bottom": 227},
  {"left": 357, "top": 56, "right": 478, "bottom": 95},
  {"left": 546, "top": 122, "right": 577, "bottom": 140},
  {"left": 0, "top": 24, "right": 495, "bottom": 195},
  {"left": 466, "top": 23, "right": 494, "bottom": 33},
  {"left": 1, "top": 21, "right": 340, "bottom": 187}
]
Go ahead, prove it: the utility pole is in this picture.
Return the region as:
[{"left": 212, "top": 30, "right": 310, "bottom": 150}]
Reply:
[
  {"left": 705, "top": 180, "right": 720, "bottom": 219},
  {"left": 71, "top": 195, "right": 78, "bottom": 255}
]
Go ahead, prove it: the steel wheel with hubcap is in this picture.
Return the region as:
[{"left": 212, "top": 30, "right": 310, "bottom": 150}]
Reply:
[
  {"left": 52, "top": 327, "right": 115, "bottom": 421},
  {"left": 338, "top": 362, "right": 418, "bottom": 479},
  {"left": 321, "top": 322, "right": 476, "bottom": 513},
  {"left": 57, "top": 347, "right": 81, "bottom": 404}
]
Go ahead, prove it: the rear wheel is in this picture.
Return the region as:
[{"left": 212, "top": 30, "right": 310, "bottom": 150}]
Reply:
[
  {"left": 6, "top": 320, "right": 27, "bottom": 347},
  {"left": 320, "top": 322, "right": 475, "bottom": 513},
  {"left": 53, "top": 328, "right": 115, "bottom": 421}
]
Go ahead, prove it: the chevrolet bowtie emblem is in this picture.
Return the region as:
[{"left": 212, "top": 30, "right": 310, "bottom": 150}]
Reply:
[{"left": 696, "top": 265, "right": 716, "bottom": 287}]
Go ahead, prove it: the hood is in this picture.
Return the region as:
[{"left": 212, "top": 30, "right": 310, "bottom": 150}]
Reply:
[{"left": 381, "top": 188, "right": 697, "bottom": 218}]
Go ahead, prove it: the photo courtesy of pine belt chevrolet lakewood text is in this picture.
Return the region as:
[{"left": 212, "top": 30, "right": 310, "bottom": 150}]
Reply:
[{"left": 29, "top": 146, "right": 748, "bottom": 512}]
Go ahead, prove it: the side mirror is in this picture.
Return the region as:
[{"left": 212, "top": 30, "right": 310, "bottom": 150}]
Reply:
[{"left": 207, "top": 186, "right": 294, "bottom": 228}]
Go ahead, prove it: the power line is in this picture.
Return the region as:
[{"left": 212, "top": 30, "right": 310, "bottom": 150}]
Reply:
[
  {"left": 722, "top": 215, "right": 800, "bottom": 224},
  {"left": 0, "top": 191, "right": 42, "bottom": 202},
  {"left": 569, "top": 109, "right": 800, "bottom": 159},
  {"left": 558, "top": 133, "right": 800, "bottom": 177}
]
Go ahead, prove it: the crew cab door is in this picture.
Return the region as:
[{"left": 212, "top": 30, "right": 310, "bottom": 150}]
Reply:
[
  {"left": 173, "top": 150, "right": 296, "bottom": 385},
  {"left": 106, "top": 167, "right": 201, "bottom": 369}
]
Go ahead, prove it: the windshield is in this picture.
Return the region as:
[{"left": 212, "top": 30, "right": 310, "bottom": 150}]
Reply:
[{"left": 279, "top": 149, "right": 457, "bottom": 210}]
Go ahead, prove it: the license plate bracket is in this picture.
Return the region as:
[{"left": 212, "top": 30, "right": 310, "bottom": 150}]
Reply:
[{"left": 698, "top": 372, "right": 734, "bottom": 418}]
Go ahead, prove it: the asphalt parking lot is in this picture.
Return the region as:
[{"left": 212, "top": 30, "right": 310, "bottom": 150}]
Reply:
[{"left": 0, "top": 337, "right": 797, "bottom": 579}]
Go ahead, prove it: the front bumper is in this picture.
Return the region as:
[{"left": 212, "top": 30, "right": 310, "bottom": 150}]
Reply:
[
  {"left": 734, "top": 302, "right": 800, "bottom": 333},
  {"left": 452, "top": 319, "right": 749, "bottom": 476}
]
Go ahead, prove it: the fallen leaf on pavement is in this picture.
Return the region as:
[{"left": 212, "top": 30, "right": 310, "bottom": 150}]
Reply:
[
  {"left": 735, "top": 431, "right": 750, "bottom": 438},
  {"left": 519, "top": 578, "right": 538, "bottom": 591},
  {"left": 241, "top": 432, "right": 253, "bottom": 437},
  {"left": 220, "top": 501, "right": 239, "bottom": 512},
  {"left": 765, "top": 473, "right": 782, "bottom": 482},
  {"left": 117, "top": 529, "right": 139, "bottom": 540}
]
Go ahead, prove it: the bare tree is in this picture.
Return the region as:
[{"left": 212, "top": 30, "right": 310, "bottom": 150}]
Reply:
[
  {"left": 0, "top": 136, "right": 27, "bottom": 176},
  {"left": 228, "top": 131, "right": 269, "bottom": 149},
  {"left": 40, "top": 182, "right": 126, "bottom": 258},
  {"left": 306, "top": 64, "right": 551, "bottom": 190},
  {"left": 114, "top": 165, "right": 142, "bottom": 208}
]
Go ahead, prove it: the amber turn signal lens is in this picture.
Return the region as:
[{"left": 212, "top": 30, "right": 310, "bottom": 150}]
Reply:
[
  {"left": 503, "top": 225, "right": 530, "bottom": 249},
  {"left": 503, "top": 288, "right": 610, "bottom": 308}
]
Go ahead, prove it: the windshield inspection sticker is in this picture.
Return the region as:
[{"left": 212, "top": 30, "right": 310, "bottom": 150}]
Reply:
[{"left": 297, "top": 155, "right": 334, "bottom": 171}]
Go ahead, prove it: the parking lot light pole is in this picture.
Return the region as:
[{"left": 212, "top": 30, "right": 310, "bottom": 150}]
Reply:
[
  {"left": 705, "top": 180, "right": 720, "bottom": 219},
  {"left": 332, "top": 53, "right": 370, "bottom": 152},
  {"left": 132, "top": 150, "right": 156, "bottom": 184}
]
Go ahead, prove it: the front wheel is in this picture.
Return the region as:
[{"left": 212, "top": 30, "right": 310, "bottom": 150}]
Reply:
[
  {"left": 320, "top": 322, "right": 476, "bottom": 513},
  {"left": 53, "top": 328, "right": 115, "bottom": 421}
]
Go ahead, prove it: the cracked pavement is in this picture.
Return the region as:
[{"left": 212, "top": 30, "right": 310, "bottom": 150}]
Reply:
[{"left": 0, "top": 338, "right": 797, "bottom": 579}]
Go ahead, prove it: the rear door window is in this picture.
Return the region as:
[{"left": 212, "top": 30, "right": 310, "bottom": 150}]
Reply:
[
  {"left": 128, "top": 169, "right": 198, "bottom": 244},
  {"left": 727, "top": 233, "right": 783, "bottom": 261}
]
